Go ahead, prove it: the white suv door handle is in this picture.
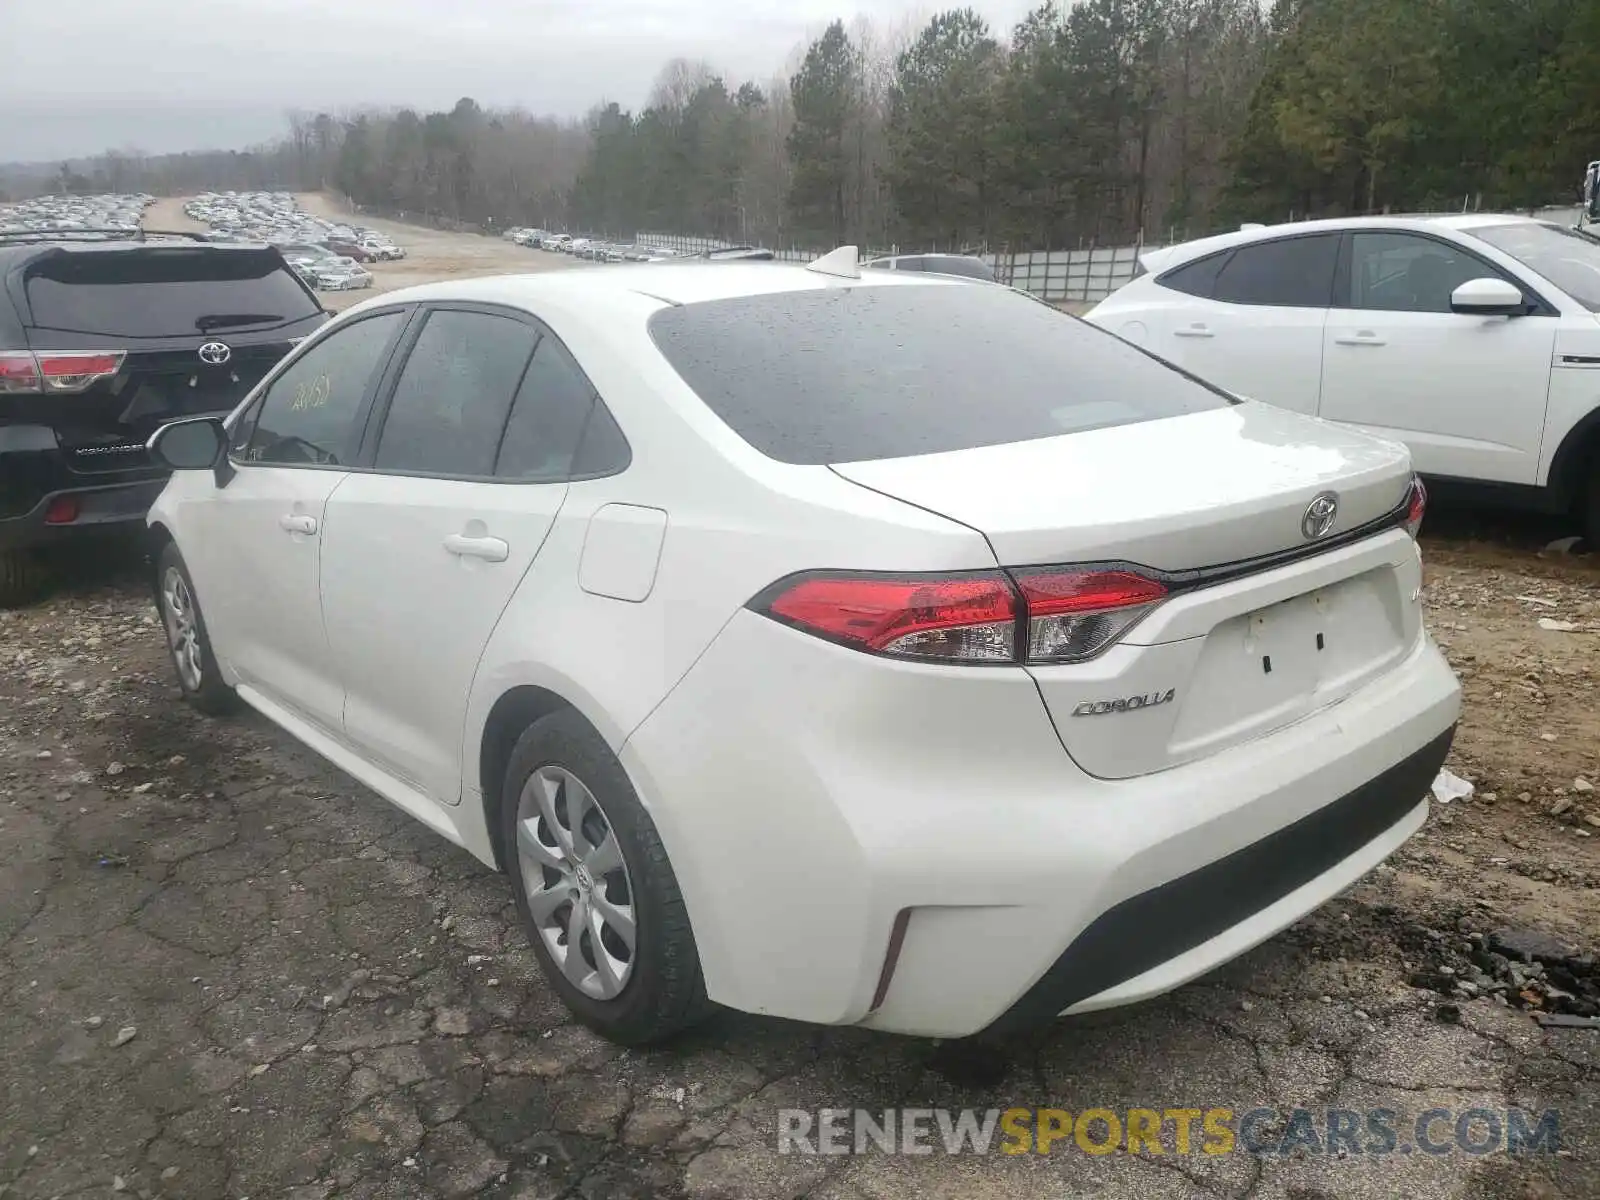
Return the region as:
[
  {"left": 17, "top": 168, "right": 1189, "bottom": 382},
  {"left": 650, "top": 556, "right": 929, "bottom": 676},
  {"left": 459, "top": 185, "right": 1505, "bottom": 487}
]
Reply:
[
  {"left": 1335, "top": 332, "right": 1386, "bottom": 346},
  {"left": 279, "top": 513, "right": 318, "bottom": 535},
  {"left": 444, "top": 533, "right": 509, "bottom": 562},
  {"left": 1173, "top": 323, "right": 1214, "bottom": 338}
]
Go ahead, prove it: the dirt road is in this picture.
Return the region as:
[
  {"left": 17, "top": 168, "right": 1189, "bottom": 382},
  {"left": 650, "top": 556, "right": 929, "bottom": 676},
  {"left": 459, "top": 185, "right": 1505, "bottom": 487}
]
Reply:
[
  {"left": 4, "top": 207, "right": 1597, "bottom": 1199},
  {"left": 142, "top": 194, "right": 581, "bottom": 311}
]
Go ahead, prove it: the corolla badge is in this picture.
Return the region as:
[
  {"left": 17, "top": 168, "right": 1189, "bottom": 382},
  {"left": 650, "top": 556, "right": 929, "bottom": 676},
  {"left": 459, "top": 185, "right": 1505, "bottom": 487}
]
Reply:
[{"left": 1301, "top": 491, "right": 1339, "bottom": 540}]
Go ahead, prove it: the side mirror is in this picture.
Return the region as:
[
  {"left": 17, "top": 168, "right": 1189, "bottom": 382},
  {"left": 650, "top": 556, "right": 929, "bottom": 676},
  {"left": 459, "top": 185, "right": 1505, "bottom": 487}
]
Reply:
[
  {"left": 1450, "top": 277, "right": 1528, "bottom": 317},
  {"left": 148, "top": 417, "right": 227, "bottom": 470}
]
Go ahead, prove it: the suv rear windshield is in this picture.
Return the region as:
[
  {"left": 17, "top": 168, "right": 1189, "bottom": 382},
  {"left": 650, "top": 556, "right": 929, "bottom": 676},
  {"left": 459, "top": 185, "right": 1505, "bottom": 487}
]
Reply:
[
  {"left": 648, "top": 284, "right": 1228, "bottom": 465},
  {"left": 24, "top": 247, "right": 321, "bottom": 338}
]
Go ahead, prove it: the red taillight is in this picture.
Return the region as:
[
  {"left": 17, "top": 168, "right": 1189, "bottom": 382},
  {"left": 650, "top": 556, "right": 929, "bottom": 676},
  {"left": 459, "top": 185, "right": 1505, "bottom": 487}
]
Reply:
[
  {"left": 761, "top": 572, "right": 1019, "bottom": 662},
  {"left": 755, "top": 565, "right": 1169, "bottom": 665},
  {"left": 1404, "top": 476, "right": 1426, "bottom": 539},
  {"left": 0, "top": 350, "right": 41, "bottom": 394},
  {"left": 0, "top": 350, "right": 125, "bottom": 394},
  {"left": 1011, "top": 568, "right": 1168, "bottom": 663},
  {"left": 36, "top": 351, "right": 126, "bottom": 393}
]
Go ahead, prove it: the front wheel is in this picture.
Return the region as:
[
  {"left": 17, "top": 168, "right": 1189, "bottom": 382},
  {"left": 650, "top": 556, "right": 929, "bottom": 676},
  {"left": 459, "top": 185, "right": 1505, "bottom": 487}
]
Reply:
[
  {"left": 155, "top": 543, "right": 236, "bottom": 716},
  {"left": 502, "top": 709, "right": 713, "bottom": 1045}
]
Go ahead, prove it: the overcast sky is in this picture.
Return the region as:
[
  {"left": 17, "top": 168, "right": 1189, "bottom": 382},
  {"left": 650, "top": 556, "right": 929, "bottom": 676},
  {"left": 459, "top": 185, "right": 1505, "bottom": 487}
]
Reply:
[{"left": 2, "top": 0, "right": 1040, "bottom": 163}]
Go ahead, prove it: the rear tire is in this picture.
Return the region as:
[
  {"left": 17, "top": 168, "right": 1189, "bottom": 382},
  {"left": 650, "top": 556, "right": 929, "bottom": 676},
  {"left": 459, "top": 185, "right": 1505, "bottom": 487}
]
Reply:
[
  {"left": 0, "top": 548, "right": 48, "bottom": 609},
  {"left": 155, "top": 543, "right": 236, "bottom": 716},
  {"left": 1583, "top": 469, "right": 1600, "bottom": 551},
  {"left": 501, "top": 709, "right": 714, "bottom": 1045}
]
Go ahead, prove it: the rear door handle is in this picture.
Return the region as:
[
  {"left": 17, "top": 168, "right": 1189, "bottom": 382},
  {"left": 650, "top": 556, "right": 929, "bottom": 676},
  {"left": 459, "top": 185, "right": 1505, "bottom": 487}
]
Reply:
[
  {"left": 1173, "top": 324, "right": 1214, "bottom": 338},
  {"left": 1334, "top": 332, "right": 1386, "bottom": 346},
  {"left": 279, "top": 513, "right": 318, "bottom": 535},
  {"left": 444, "top": 533, "right": 509, "bottom": 562}
]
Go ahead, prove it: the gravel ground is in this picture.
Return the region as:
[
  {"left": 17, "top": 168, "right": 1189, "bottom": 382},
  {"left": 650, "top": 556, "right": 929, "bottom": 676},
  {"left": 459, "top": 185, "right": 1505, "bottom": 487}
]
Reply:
[
  {"left": 3, "top": 206, "right": 1596, "bottom": 1197},
  {"left": 1, "top": 516, "right": 1595, "bottom": 1200}
]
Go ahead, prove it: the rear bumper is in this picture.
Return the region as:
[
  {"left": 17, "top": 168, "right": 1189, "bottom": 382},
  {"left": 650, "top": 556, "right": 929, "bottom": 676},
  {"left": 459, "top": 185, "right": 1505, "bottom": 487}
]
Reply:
[
  {"left": 983, "top": 725, "right": 1452, "bottom": 1034},
  {"left": 623, "top": 609, "right": 1462, "bottom": 1038},
  {"left": 0, "top": 479, "right": 167, "bottom": 551}
]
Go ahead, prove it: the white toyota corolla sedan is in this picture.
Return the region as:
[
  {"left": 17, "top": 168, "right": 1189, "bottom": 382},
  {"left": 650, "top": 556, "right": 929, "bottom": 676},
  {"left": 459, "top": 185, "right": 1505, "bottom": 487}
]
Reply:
[{"left": 144, "top": 249, "right": 1461, "bottom": 1044}]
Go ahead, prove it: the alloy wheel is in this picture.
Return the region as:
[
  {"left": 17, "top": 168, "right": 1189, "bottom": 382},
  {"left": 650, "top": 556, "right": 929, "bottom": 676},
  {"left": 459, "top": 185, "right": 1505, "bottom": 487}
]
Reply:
[
  {"left": 515, "top": 765, "right": 637, "bottom": 1000},
  {"left": 160, "top": 567, "right": 204, "bottom": 691}
]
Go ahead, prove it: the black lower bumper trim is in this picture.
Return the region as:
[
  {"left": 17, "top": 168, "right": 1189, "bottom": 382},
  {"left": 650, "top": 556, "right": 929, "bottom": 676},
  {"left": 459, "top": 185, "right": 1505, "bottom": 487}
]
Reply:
[{"left": 985, "top": 726, "right": 1456, "bottom": 1035}]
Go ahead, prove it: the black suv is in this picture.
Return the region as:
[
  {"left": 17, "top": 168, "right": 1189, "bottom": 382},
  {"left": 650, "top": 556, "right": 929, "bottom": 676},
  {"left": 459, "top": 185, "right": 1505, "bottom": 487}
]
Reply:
[{"left": 0, "top": 231, "right": 328, "bottom": 604}]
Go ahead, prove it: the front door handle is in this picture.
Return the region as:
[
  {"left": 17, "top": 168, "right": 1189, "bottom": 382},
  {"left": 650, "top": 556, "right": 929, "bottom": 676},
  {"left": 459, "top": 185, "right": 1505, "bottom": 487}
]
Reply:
[
  {"left": 444, "top": 533, "right": 509, "bottom": 562},
  {"left": 1334, "top": 332, "right": 1386, "bottom": 346},
  {"left": 1173, "top": 323, "right": 1214, "bottom": 338},
  {"left": 279, "top": 513, "right": 318, "bottom": 535}
]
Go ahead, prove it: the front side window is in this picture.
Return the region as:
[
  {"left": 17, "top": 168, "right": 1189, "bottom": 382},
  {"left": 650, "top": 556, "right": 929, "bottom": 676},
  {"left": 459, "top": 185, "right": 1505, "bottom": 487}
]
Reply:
[
  {"left": 1210, "top": 235, "right": 1339, "bottom": 307},
  {"left": 237, "top": 310, "right": 403, "bottom": 466},
  {"left": 1347, "top": 232, "right": 1503, "bottom": 314},
  {"left": 373, "top": 309, "right": 539, "bottom": 477}
]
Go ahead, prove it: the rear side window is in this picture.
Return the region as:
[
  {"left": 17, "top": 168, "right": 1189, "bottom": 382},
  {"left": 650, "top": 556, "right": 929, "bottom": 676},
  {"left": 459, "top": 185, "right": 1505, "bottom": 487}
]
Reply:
[
  {"left": 1157, "top": 251, "right": 1229, "bottom": 298},
  {"left": 1211, "top": 235, "right": 1338, "bottom": 307},
  {"left": 494, "top": 334, "right": 604, "bottom": 481},
  {"left": 648, "top": 285, "right": 1229, "bottom": 466},
  {"left": 24, "top": 247, "right": 322, "bottom": 337},
  {"left": 375, "top": 309, "right": 538, "bottom": 477},
  {"left": 239, "top": 311, "right": 403, "bottom": 466}
]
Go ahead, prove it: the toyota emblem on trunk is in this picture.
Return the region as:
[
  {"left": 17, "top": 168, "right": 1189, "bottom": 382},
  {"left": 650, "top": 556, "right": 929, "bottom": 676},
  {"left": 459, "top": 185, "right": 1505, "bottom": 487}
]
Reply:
[
  {"left": 198, "top": 342, "right": 232, "bottom": 365},
  {"left": 1302, "top": 492, "right": 1339, "bottom": 540}
]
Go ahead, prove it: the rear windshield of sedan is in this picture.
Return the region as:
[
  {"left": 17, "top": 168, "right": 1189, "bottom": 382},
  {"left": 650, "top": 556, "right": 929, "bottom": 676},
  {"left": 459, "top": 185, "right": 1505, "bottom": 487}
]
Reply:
[{"left": 647, "top": 283, "right": 1230, "bottom": 465}]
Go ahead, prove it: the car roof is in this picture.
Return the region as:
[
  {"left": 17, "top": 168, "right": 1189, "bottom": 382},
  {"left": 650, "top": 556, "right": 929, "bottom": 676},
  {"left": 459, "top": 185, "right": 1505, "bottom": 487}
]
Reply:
[
  {"left": 339, "top": 259, "right": 964, "bottom": 316},
  {"left": 1140, "top": 212, "right": 1547, "bottom": 273}
]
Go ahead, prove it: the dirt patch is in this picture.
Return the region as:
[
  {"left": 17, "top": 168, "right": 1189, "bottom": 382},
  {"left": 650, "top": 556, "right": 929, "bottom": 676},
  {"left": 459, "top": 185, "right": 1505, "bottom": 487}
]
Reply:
[
  {"left": 143, "top": 192, "right": 584, "bottom": 312},
  {"left": 294, "top": 192, "right": 581, "bottom": 309}
]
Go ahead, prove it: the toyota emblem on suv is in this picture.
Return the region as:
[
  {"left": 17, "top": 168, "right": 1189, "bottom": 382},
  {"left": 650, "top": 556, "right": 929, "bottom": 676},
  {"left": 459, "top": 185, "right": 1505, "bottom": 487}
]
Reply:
[
  {"left": 1301, "top": 491, "right": 1339, "bottom": 540},
  {"left": 198, "top": 342, "right": 232, "bottom": 365}
]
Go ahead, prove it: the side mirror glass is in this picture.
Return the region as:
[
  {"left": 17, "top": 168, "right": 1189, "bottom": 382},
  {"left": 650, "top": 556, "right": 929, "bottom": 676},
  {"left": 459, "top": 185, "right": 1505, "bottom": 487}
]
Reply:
[
  {"left": 148, "top": 417, "right": 227, "bottom": 470},
  {"left": 1450, "top": 277, "right": 1527, "bottom": 316}
]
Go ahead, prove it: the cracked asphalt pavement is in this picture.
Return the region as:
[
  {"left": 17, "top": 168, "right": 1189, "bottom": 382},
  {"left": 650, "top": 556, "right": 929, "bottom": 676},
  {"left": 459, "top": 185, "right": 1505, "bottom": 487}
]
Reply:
[{"left": 2, "top": 534, "right": 1597, "bottom": 1200}]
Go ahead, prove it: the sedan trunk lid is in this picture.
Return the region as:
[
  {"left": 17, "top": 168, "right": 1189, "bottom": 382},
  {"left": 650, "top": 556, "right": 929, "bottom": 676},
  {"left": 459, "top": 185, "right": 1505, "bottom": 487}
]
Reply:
[{"left": 833, "top": 404, "right": 1423, "bottom": 778}]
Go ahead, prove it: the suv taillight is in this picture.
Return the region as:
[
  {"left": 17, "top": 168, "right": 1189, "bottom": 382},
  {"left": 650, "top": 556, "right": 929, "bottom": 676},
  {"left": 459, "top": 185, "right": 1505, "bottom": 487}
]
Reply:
[
  {"left": 753, "top": 566, "right": 1168, "bottom": 666},
  {"left": 0, "top": 349, "right": 125, "bottom": 395},
  {"left": 1404, "top": 476, "right": 1426, "bottom": 539}
]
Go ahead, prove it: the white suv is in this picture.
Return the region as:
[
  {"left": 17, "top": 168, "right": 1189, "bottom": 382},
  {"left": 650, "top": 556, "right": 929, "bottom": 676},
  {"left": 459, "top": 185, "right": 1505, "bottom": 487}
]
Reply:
[
  {"left": 144, "top": 255, "right": 1460, "bottom": 1043},
  {"left": 1089, "top": 215, "right": 1600, "bottom": 539}
]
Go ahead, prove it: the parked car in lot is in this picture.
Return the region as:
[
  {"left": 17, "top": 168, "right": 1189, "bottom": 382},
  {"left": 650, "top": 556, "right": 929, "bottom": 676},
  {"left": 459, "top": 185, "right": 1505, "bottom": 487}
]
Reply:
[
  {"left": 279, "top": 243, "right": 373, "bottom": 292},
  {"left": 324, "top": 237, "right": 377, "bottom": 263},
  {"left": 143, "top": 249, "right": 1458, "bottom": 1044},
  {"left": 0, "top": 229, "right": 326, "bottom": 604},
  {"left": 1089, "top": 214, "right": 1600, "bottom": 539}
]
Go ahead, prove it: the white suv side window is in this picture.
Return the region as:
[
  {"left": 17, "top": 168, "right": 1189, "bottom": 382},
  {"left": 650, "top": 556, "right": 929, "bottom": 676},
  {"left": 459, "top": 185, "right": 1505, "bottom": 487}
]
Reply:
[{"left": 1348, "top": 233, "right": 1503, "bottom": 314}]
